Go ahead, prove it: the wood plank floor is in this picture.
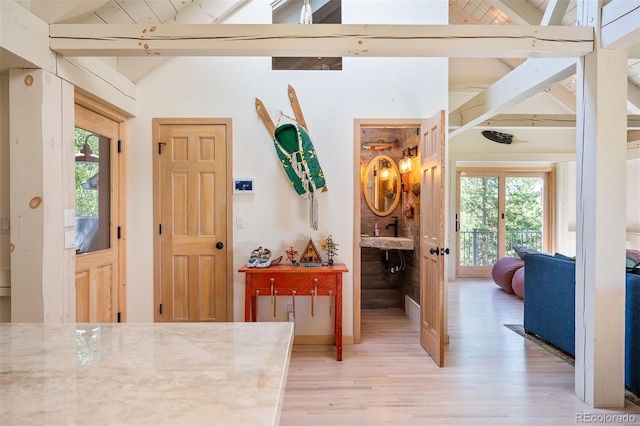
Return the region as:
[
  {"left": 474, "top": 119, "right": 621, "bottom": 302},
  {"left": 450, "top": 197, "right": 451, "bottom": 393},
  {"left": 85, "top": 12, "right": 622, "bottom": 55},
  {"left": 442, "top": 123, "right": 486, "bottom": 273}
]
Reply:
[{"left": 281, "top": 279, "right": 640, "bottom": 425}]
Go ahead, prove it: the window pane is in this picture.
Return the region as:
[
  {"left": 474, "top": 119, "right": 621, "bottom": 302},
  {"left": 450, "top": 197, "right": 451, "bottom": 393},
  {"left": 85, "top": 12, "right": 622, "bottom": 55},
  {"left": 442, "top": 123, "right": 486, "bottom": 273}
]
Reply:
[
  {"left": 75, "top": 128, "right": 110, "bottom": 253},
  {"left": 459, "top": 176, "right": 499, "bottom": 266},
  {"left": 505, "top": 177, "right": 544, "bottom": 255}
]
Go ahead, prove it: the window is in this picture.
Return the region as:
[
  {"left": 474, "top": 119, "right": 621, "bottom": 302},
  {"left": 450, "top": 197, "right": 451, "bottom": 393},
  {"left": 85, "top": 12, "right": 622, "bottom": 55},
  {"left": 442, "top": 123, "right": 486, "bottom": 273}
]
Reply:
[
  {"left": 456, "top": 168, "right": 555, "bottom": 278},
  {"left": 272, "top": 0, "right": 342, "bottom": 71},
  {"left": 75, "top": 127, "right": 111, "bottom": 253}
]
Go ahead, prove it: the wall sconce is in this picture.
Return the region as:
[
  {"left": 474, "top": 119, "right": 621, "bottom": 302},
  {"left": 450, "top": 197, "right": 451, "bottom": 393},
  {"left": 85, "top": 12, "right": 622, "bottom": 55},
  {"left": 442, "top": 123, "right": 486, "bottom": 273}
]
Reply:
[
  {"left": 380, "top": 160, "right": 390, "bottom": 181},
  {"left": 75, "top": 133, "right": 100, "bottom": 163},
  {"left": 399, "top": 146, "right": 417, "bottom": 192}
]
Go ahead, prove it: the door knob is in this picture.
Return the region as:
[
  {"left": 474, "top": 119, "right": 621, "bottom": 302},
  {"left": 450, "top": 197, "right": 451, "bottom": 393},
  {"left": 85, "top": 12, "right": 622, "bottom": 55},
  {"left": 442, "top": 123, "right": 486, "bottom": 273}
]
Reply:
[
  {"left": 429, "top": 247, "right": 440, "bottom": 255},
  {"left": 440, "top": 248, "right": 450, "bottom": 255},
  {"left": 216, "top": 242, "right": 224, "bottom": 249}
]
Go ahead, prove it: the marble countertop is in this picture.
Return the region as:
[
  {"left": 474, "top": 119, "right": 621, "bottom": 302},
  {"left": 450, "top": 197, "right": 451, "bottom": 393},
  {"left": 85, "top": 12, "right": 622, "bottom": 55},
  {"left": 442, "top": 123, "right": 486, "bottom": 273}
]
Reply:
[{"left": 0, "top": 322, "right": 294, "bottom": 425}]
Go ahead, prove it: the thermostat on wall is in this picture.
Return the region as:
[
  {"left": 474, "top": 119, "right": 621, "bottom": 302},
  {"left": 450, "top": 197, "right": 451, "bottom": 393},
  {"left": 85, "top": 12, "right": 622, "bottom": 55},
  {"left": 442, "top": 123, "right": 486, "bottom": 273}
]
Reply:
[{"left": 234, "top": 178, "right": 254, "bottom": 193}]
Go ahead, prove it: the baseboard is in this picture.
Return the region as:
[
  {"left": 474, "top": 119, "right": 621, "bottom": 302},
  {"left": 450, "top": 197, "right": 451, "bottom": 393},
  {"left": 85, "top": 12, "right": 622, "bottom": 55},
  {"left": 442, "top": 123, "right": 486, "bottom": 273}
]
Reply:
[
  {"left": 405, "top": 295, "right": 420, "bottom": 327},
  {"left": 293, "top": 335, "right": 354, "bottom": 345}
]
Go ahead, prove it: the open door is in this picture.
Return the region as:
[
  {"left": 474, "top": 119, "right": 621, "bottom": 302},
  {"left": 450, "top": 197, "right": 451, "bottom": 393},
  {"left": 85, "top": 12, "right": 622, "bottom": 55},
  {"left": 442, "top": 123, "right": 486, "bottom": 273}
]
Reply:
[
  {"left": 74, "top": 103, "right": 125, "bottom": 323},
  {"left": 419, "top": 111, "right": 447, "bottom": 366}
]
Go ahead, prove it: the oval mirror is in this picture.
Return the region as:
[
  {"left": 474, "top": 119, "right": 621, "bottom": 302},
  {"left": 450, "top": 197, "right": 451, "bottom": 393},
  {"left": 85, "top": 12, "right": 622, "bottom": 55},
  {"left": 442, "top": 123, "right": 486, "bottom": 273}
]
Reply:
[{"left": 363, "top": 154, "right": 401, "bottom": 217}]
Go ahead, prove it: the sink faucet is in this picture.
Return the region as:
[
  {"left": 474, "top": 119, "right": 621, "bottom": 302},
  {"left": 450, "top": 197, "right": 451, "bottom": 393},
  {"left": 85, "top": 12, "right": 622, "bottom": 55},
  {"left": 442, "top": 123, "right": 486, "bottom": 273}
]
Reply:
[{"left": 386, "top": 216, "right": 399, "bottom": 237}]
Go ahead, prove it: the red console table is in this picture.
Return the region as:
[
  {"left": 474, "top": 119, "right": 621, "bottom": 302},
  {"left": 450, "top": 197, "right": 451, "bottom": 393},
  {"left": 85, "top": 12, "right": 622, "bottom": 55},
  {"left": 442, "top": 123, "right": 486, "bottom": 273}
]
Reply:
[{"left": 238, "top": 263, "right": 348, "bottom": 361}]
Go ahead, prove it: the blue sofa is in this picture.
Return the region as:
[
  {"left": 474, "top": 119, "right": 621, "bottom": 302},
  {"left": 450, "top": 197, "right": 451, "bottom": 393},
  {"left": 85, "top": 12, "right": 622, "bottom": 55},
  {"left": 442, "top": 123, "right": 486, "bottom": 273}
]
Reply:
[{"left": 524, "top": 253, "right": 640, "bottom": 396}]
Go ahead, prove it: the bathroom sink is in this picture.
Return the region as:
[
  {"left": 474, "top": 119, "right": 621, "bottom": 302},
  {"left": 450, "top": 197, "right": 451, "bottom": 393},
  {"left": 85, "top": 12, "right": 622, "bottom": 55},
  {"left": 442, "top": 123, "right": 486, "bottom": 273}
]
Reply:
[{"left": 360, "top": 236, "right": 414, "bottom": 250}]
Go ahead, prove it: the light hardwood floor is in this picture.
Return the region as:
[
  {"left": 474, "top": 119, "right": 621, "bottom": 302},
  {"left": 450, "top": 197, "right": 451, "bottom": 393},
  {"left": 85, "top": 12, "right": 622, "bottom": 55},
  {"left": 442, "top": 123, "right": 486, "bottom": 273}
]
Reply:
[{"left": 281, "top": 279, "right": 640, "bottom": 425}]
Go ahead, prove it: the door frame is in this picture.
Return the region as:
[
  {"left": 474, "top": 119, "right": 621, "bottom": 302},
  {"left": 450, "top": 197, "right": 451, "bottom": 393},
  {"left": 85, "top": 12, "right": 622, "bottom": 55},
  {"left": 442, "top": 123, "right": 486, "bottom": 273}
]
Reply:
[
  {"left": 152, "top": 118, "right": 234, "bottom": 322},
  {"left": 455, "top": 167, "right": 556, "bottom": 278},
  {"left": 353, "top": 118, "right": 424, "bottom": 344},
  {"left": 74, "top": 92, "right": 128, "bottom": 322}
]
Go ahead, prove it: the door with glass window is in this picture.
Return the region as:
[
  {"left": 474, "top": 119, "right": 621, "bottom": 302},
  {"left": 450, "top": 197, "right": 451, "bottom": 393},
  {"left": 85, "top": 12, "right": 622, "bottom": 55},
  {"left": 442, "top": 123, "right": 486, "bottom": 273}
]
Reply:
[
  {"left": 74, "top": 104, "right": 123, "bottom": 322},
  {"left": 456, "top": 169, "right": 553, "bottom": 278}
]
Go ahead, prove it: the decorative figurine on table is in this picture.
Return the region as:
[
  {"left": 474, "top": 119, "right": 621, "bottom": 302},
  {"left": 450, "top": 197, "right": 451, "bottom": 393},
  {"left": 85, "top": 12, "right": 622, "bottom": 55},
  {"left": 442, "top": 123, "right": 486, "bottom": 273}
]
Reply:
[
  {"left": 285, "top": 246, "right": 299, "bottom": 266},
  {"left": 321, "top": 234, "right": 339, "bottom": 266},
  {"left": 299, "top": 238, "right": 323, "bottom": 267}
]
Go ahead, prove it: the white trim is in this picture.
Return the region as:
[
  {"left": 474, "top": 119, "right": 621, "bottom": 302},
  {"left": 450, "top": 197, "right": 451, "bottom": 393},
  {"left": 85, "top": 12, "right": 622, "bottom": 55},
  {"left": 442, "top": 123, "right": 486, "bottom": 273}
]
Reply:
[{"left": 404, "top": 295, "right": 420, "bottom": 327}]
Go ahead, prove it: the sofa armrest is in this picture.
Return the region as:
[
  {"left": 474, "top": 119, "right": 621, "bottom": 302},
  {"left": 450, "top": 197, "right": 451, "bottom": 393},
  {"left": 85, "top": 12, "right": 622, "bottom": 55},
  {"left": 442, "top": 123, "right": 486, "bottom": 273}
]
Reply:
[
  {"left": 523, "top": 253, "right": 576, "bottom": 355},
  {"left": 626, "top": 273, "right": 640, "bottom": 395}
]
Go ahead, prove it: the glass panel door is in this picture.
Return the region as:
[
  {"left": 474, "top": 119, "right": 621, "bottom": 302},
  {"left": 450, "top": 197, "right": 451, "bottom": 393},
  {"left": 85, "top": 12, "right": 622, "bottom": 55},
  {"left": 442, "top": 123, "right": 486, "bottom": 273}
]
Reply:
[
  {"left": 456, "top": 168, "right": 553, "bottom": 278},
  {"left": 505, "top": 176, "right": 544, "bottom": 254},
  {"left": 458, "top": 175, "right": 499, "bottom": 276},
  {"left": 75, "top": 128, "right": 111, "bottom": 254}
]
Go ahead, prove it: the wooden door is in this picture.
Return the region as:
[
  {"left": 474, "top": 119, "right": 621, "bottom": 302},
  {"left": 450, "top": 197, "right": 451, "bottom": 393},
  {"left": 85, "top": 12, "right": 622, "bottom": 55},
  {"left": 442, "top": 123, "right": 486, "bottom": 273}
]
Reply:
[
  {"left": 419, "top": 111, "right": 447, "bottom": 366},
  {"left": 154, "top": 119, "right": 230, "bottom": 322},
  {"left": 75, "top": 105, "right": 123, "bottom": 322}
]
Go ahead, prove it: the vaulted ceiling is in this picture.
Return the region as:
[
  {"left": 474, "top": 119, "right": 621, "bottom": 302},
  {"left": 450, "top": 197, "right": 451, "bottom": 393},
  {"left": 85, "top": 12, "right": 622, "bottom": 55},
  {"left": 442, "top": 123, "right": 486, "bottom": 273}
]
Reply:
[{"left": 5, "top": 0, "right": 640, "bottom": 130}]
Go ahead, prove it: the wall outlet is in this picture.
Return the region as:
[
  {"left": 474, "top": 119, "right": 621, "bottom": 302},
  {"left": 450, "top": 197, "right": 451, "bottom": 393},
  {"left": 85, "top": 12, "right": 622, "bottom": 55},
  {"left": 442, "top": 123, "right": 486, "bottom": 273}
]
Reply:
[{"left": 287, "top": 304, "right": 293, "bottom": 313}]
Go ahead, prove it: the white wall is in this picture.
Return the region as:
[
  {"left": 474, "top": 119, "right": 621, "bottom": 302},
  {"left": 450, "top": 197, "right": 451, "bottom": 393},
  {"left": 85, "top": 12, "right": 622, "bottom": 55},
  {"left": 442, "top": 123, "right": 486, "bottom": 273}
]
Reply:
[
  {"left": 126, "top": 0, "right": 449, "bottom": 338},
  {"left": 628, "top": 157, "right": 640, "bottom": 234}
]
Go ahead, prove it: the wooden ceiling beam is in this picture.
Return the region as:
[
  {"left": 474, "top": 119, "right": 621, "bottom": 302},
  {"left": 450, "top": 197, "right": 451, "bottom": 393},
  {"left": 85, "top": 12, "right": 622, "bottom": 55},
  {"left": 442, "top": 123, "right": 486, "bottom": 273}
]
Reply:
[
  {"left": 628, "top": 81, "right": 640, "bottom": 114},
  {"left": 449, "top": 58, "right": 577, "bottom": 137},
  {"left": 449, "top": 113, "right": 640, "bottom": 130},
  {"left": 490, "top": 0, "right": 543, "bottom": 25},
  {"left": 49, "top": 24, "right": 594, "bottom": 58},
  {"left": 541, "top": 0, "right": 571, "bottom": 26},
  {"left": 601, "top": 0, "right": 640, "bottom": 50}
]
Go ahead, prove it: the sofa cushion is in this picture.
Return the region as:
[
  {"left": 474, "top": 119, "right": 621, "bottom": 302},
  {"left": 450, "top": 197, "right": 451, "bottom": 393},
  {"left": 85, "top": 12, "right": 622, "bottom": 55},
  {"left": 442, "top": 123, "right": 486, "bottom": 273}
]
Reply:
[
  {"left": 512, "top": 245, "right": 540, "bottom": 260},
  {"left": 554, "top": 252, "right": 574, "bottom": 261},
  {"left": 492, "top": 257, "right": 524, "bottom": 294},
  {"left": 627, "top": 249, "right": 640, "bottom": 264},
  {"left": 512, "top": 266, "right": 525, "bottom": 299},
  {"left": 627, "top": 249, "right": 640, "bottom": 273}
]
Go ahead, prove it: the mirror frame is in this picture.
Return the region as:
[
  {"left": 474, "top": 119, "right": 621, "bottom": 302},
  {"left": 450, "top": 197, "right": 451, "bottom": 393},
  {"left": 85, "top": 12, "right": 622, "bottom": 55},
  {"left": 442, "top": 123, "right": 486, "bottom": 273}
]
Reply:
[{"left": 363, "top": 154, "right": 401, "bottom": 217}]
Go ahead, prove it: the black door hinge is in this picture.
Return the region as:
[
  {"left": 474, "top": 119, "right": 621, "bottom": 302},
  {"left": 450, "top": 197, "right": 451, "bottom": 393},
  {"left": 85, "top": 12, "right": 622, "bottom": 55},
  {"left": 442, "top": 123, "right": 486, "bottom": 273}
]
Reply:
[
  {"left": 117, "top": 226, "right": 122, "bottom": 239},
  {"left": 117, "top": 312, "right": 121, "bottom": 323},
  {"left": 117, "top": 140, "right": 122, "bottom": 153},
  {"left": 159, "top": 304, "right": 163, "bottom": 315},
  {"left": 158, "top": 142, "right": 166, "bottom": 154},
  {"left": 159, "top": 224, "right": 162, "bottom": 234}
]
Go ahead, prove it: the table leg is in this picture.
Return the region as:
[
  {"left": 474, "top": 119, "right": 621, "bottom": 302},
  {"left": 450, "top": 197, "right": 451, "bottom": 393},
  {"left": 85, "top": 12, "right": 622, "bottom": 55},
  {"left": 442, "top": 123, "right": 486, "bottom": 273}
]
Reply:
[
  {"left": 336, "top": 277, "right": 343, "bottom": 361},
  {"left": 244, "top": 285, "right": 251, "bottom": 322},
  {"left": 251, "top": 295, "right": 258, "bottom": 322}
]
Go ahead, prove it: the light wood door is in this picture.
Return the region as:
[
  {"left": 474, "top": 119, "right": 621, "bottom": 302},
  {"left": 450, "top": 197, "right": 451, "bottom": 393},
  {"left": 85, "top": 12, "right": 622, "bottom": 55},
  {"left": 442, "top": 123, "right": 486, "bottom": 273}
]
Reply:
[
  {"left": 419, "top": 111, "right": 447, "bottom": 366},
  {"left": 154, "top": 120, "right": 230, "bottom": 322},
  {"left": 75, "top": 105, "right": 122, "bottom": 322}
]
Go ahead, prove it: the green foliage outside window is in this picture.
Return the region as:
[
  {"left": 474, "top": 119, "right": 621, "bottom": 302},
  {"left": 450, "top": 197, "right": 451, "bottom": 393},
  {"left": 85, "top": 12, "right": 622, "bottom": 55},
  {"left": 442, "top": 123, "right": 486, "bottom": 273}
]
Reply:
[
  {"left": 75, "top": 128, "right": 100, "bottom": 218},
  {"left": 460, "top": 177, "right": 543, "bottom": 232},
  {"left": 459, "top": 176, "right": 544, "bottom": 265}
]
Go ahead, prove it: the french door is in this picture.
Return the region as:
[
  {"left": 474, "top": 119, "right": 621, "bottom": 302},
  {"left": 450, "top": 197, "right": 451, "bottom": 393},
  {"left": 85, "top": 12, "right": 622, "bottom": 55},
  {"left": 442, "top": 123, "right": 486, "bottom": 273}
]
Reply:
[{"left": 456, "top": 168, "right": 555, "bottom": 278}]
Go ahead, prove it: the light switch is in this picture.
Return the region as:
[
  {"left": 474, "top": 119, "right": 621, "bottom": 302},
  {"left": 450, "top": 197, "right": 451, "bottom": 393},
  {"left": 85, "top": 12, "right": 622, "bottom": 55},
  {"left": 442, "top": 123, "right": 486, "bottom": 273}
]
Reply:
[
  {"left": 64, "top": 209, "right": 75, "bottom": 227},
  {"left": 64, "top": 231, "right": 76, "bottom": 249},
  {"left": 236, "top": 215, "right": 245, "bottom": 229}
]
